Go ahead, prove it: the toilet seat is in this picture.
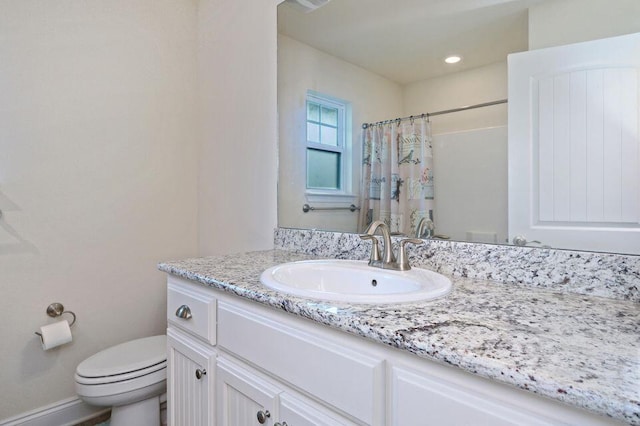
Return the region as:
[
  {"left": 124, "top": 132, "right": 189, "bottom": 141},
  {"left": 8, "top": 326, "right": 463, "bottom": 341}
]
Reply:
[
  {"left": 75, "top": 365, "right": 167, "bottom": 400},
  {"left": 75, "top": 335, "right": 167, "bottom": 401},
  {"left": 76, "top": 335, "right": 166, "bottom": 379},
  {"left": 75, "top": 360, "right": 167, "bottom": 385}
]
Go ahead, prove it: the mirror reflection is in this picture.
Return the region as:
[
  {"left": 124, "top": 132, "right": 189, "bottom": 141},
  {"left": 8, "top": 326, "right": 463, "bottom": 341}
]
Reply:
[{"left": 277, "top": 0, "right": 640, "bottom": 254}]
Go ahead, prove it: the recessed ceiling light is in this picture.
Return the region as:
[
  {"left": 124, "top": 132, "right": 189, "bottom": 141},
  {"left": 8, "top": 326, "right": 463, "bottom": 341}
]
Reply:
[{"left": 444, "top": 55, "right": 462, "bottom": 64}]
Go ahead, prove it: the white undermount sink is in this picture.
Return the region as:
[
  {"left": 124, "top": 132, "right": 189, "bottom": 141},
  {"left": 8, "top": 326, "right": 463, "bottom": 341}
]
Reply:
[{"left": 260, "top": 259, "right": 452, "bottom": 304}]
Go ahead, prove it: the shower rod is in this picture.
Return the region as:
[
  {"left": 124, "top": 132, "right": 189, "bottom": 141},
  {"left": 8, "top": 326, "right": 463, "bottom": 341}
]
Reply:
[{"left": 361, "top": 99, "right": 508, "bottom": 129}]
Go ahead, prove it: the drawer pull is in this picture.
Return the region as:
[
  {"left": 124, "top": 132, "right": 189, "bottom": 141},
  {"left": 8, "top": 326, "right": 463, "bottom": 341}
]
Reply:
[
  {"left": 175, "top": 305, "right": 192, "bottom": 319},
  {"left": 274, "top": 423, "right": 288, "bottom": 426},
  {"left": 195, "top": 368, "right": 206, "bottom": 380},
  {"left": 256, "top": 410, "right": 270, "bottom": 424}
]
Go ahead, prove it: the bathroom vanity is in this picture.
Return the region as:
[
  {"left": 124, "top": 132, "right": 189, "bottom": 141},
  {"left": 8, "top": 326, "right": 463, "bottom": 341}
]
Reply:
[{"left": 160, "top": 248, "right": 639, "bottom": 426}]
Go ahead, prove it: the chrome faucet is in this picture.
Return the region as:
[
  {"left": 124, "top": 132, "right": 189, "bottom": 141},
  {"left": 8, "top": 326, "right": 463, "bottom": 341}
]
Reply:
[
  {"left": 415, "top": 217, "right": 434, "bottom": 239},
  {"left": 360, "top": 221, "right": 423, "bottom": 271}
]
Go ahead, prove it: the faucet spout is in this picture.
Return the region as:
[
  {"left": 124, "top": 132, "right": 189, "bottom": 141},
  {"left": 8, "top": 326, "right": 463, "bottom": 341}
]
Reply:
[
  {"left": 361, "top": 220, "right": 425, "bottom": 271},
  {"left": 416, "top": 217, "right": 434, "bottom": 239},
  {"left": 362, "top": 220, "right": 396, "bottom": 266}
]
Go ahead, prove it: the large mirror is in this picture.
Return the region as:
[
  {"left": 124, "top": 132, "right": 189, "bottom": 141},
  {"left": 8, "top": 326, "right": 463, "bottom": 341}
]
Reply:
[{"left": 277, "top": 0, "right": 640, "bottom": 254}]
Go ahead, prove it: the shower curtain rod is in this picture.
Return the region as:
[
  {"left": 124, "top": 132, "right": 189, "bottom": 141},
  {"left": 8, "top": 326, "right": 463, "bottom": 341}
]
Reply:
[{"left": 361, "top": 98, "right": 508, "bottom": 129}]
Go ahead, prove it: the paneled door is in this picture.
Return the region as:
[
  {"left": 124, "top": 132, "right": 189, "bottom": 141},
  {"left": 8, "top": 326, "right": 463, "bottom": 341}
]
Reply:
[
  {"left": 508, "top": 32, "right": 640, "bottom": 253},
  {"left": 216, "top": 356, "right": 281, "bottom": 426},
  {"left": 167, "top": 328, "right": 215, "bottom": 426}
]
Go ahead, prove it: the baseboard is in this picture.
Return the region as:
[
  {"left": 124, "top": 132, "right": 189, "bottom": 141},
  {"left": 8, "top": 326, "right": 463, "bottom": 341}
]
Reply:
[{"left": 0, "top": 396, "right": 108, "bottom": 426}]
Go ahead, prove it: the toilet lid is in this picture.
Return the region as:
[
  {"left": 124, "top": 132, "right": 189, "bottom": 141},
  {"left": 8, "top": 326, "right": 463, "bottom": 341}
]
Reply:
[{"left": 76, "top": 335, "right": 166, "bottom": 378}]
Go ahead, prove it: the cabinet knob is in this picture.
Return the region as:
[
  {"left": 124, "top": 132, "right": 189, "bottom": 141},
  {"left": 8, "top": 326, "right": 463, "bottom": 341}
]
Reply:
[
  {"left": 175, "top": 305, "right": 192, "bottom": 319},
  {"left": 256, "top": 410, "right": 270, "bottom": 424},
  {"left": 195, "top": 368, "right": 206, "bottom": 380}
]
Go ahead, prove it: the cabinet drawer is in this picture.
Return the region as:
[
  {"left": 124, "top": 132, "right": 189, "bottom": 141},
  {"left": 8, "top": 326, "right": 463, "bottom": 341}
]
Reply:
[
  {"left": 167, "top": 278, "right": 216, "bottom": 345},
  {"left": 390, "top": 365, "right": 554, "bottom": 426},
  {"left": 217, "top": 302, "right": 384, "bottom": 424}
]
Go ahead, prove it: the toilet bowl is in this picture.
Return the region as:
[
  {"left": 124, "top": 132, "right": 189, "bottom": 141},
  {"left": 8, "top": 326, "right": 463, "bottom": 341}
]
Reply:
[{"left": 75, "top": 335, "right": 167, "bottom": 426}]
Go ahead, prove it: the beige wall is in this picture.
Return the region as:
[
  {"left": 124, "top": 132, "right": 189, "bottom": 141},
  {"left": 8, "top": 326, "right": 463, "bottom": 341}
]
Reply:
[
  {"left": 197, "top": 0, "right": 279, "bottom": 255},
  {"left": 0, "top": 0, "right": 199, "bottom": 419},
  {"left": 529, "top": 0, "right": 640, "bottom": 49},
  {"left": 278, "top": 35, "right": 403, "bottom": 233},
  {"left": 1, "top": 0, "right": 280, "bottom": 419}
]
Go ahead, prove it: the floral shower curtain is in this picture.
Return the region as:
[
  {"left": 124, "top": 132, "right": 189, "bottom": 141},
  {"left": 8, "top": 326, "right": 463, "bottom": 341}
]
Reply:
[{"left": 358, "top": 117, "right": 434, "bottom": 236}]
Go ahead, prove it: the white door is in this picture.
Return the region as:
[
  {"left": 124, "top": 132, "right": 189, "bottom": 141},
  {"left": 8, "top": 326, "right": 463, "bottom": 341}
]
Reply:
[{"left": 508, "top": 32, "right": 640, "bottom": 254}]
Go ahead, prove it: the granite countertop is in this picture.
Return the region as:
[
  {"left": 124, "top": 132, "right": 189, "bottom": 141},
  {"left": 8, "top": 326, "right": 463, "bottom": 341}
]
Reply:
[{"left": 159, "top": 250, "right": 640, "bottom": 425}]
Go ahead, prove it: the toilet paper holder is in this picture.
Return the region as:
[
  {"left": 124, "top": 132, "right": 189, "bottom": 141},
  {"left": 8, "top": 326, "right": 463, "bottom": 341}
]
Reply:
[{"left": 34, "top": 303, "right": 77, "bottom": 342}]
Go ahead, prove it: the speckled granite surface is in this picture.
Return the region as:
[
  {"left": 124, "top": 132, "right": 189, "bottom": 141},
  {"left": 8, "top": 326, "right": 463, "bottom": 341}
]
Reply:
[
  {"left": 159, "top": 250, "right": 640, "bottom": 425},
  {"left": 275, "top": 228, "right": 640, "bottom": 302}
]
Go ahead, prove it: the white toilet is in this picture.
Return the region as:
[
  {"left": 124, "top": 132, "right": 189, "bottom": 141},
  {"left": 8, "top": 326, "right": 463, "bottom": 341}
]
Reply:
[{"left": 75, "top": 335, "right": 167, "bottom": 426}]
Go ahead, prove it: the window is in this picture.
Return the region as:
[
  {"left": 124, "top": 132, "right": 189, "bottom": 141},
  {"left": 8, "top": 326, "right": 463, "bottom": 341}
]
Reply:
[{"left": 305, "top": 92, "right": 350, "bottom": 195}]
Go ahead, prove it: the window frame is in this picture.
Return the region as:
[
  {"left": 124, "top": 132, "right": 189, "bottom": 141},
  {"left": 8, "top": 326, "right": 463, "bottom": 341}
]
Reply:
[{"left": 304, "top": 92, "right": 353, "bottom": 200}]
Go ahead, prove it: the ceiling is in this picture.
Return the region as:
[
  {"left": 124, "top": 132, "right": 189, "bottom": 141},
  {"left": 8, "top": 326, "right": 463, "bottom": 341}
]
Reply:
[{"left": 278, "top": 0, "right": 544, "bottom": 85}]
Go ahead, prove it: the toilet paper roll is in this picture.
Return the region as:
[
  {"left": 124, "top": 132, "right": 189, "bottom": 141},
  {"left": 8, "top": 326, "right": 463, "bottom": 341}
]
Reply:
[{"left": 39, "top": 320, "right": 72, "bottom": 350}]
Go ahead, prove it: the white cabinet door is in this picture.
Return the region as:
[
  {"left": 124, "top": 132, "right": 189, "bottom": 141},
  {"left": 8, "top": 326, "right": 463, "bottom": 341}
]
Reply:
[
  {"left": 216, "top": 356, "right": 281, "bottom": 426},
  {"left": 216, "top": 356, "right": 358, "bottom": 426},
  {"left": 508, "top": 32, "right": 640, "bottom": 253},
  {"left": 167, "top": 328, "right": 216, "bottom": 426}
]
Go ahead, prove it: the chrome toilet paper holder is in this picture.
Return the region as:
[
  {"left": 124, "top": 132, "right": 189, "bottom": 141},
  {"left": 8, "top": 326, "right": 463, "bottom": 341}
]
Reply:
[{"left": 35, "top": 303, "right": 77, "bottom": 342}]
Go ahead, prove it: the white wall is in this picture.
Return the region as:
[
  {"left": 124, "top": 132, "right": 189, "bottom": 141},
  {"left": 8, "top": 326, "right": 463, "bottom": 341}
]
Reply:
[
  {"left": 528, "top": 0, "right": 640, "bottom": 49},
  {"left": 278, "top": 34, "right": 403, "bottom": 232},
  {"left": 432, "top": 127, "right": 508, "bottom": 243},
  {"left": 197, "top": 0, "right": 279, "bottom": 255},
  {"left": 0, "top": 0, "right": 199, "bottom": 420}
]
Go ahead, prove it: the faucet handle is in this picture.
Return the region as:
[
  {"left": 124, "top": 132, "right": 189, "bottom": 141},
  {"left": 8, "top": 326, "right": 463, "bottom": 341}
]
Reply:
[
  {"left": 398, "top": 238, "right": 424, "bottom": 271},
  {"left": 359, "top": 234, "right": 381, "bottom": 264}
]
